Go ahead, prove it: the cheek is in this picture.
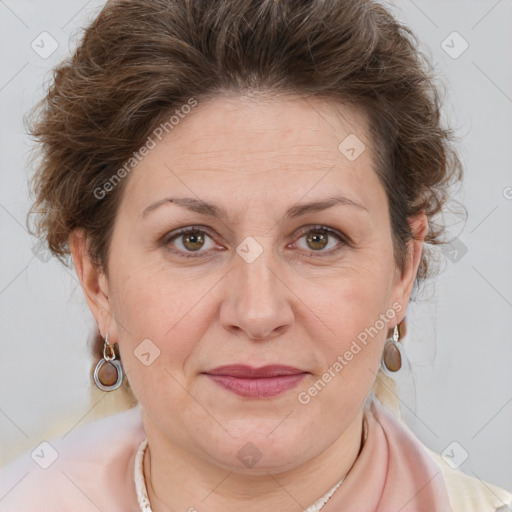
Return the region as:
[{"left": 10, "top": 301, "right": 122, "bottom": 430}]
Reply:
[
  {"left": 110, "top": 241, "right": 200, "bottom": 333},
  {"left": 108, "top": 255, "right": 218, "bottom": 395},
  {"left": 307, "top": 252, "right": 394, "bottom": 334},
  {"left": 295, "top": 275, "right": 393, "bottom": 419},
  {"left": 298, "top": 254, "right": 395, "bottom": 384},
  {"left": 111, "top": 270, "right": 198, "bottom": 412}
]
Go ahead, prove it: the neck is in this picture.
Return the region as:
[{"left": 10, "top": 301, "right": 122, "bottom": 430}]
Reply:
[{"left": 143, "top": 408, "right": 366, "bottom": 512}]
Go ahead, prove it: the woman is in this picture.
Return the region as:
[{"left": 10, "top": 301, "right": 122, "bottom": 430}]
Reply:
[{"left": 1, "top": 0, "right": 511, "bottom": 510}]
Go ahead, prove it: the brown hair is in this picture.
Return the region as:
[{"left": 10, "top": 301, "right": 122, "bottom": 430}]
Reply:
[{"left": 25, "top": 0, "right": 464, "bottom": 405}]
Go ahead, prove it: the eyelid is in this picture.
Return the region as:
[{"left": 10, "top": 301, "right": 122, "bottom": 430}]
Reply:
[{"left": 162, "top": 225, "right": 214, "bottom": 243}]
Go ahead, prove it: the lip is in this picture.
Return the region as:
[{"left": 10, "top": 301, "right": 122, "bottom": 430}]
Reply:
[{"left": 203, "top": 365, "right": 308, "bottom": 398}]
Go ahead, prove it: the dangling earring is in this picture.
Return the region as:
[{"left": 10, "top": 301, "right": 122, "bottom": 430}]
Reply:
[
  {"left": 381, "top": 321, "right": 404, "bottom": 373},
  {"left": 93, "top": 333, "right": 123, "bottom": 391}
]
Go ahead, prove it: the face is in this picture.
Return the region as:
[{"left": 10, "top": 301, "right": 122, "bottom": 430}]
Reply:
[{"left": 73, "top": 95, "right": 426, "bottom": 473}]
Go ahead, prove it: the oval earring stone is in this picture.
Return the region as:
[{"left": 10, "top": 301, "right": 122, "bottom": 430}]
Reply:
[
  {"left": 384, "top": 342, "right": 402, "bottom": 372},
  {"left": 98, "top": 361, "right": 119, "bottom": 386}
]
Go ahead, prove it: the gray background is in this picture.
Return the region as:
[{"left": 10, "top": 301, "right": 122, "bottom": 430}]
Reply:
[{"left": 0, "top": 0, "right": 511, "bottom": 493}]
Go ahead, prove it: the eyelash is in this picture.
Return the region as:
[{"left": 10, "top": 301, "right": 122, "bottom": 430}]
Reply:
[{"left": 162, "top": 225, "right": 349, "bottom": 259}]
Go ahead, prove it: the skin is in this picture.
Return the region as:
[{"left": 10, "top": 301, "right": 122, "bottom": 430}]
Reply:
[{"left": 70, "top": 94, "right": 427, "bottom": 512}]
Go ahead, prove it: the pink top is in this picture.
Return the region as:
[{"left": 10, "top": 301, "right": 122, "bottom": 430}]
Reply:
[{"left": 0, "top": 398, "right": 453, "bottom": 511}]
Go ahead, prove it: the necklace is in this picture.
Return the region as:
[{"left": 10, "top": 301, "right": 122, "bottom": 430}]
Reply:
[
  {"left": 134, "top": 417, "right": 367, "bottom": 512},
  {"left": 135, "top": 441, "right": 346, "bottom": 512}
]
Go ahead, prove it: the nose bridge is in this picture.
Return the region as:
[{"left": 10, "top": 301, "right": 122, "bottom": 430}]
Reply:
[
  {"left": 236, "top": 235, "right": 279, "bottom": 306},
  {"left": 226, "top": 234, "right": 292, "bottom": 339}
]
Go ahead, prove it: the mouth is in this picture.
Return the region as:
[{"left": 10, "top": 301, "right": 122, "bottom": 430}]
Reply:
[{"left": 202, "top": 364, "right": 309, "bottom": 398}]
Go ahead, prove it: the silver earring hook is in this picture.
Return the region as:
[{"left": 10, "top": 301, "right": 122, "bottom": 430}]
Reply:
[{"left": 103, "top": 333, "right": 116, "bottom": 361}]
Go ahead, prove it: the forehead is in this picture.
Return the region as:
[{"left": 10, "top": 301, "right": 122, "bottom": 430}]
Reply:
[
  {"left": 168, "top": 94, "right": 370, "bottom": 162},
  {"left": 119, "top": 94, "right": 382, "bottom": 215}
]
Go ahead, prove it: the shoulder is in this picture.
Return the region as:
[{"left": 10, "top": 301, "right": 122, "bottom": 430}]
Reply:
[
  {"left": 371, "top": 398, "right": 512, "bottom": 512},
  {"left": 425, "top": 446, "right": 512, "bottom": 512},
  {"left": 0, "top": 404, "right": 145, "bottom": 512}
]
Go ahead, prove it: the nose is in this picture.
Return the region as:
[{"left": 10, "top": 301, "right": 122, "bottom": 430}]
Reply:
[{"left": 219, "top": 243, "right": 294, "bottom": 341}]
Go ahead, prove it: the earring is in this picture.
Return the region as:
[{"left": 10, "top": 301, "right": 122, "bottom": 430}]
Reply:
[
  {"left": 93, "top": 333, "right": 124, "bottom": 391},
  {"left": 381, "top": 321, "right": 404, "bottom": 373}
]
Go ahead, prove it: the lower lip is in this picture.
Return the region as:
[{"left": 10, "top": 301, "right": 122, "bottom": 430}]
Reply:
[{"left": 205, "top": 373, "right": 308, "bottom": 398}]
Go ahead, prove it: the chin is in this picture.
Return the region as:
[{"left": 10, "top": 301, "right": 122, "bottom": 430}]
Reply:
[{"left": 199, "top": 423, "right": 313, "bottom": 474}]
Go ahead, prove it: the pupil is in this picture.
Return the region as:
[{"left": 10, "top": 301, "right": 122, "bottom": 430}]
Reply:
[
  {"left": 185, "top": 232, "right": 203, "bottom": 251},
  {"left": 307, "top": 230, "right": 327, "bottom": 250}
]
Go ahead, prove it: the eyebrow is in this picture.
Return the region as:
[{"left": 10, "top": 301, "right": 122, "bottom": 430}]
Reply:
[{"left": 141, "top": 195, "right": 369, "bottom": 220}]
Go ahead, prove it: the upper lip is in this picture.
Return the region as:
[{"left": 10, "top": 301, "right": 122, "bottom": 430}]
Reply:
[{"left": 204, "top": 364, "right": 307, "bottom": 378}]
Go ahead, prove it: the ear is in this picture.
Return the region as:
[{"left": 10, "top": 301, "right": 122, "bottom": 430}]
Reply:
[
  {"left": 390, "top": 211, "right": 428, "bottom": 324},
  {"left": 69, "top": 229, "right": 115, "bottom": 340}
]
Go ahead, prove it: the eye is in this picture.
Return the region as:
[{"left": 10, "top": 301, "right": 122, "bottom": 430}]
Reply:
[
  {"left": 162, "top": 224, "right": 348, "bottom": 259},
  {"left": 163, "top": 226, "right": 218, "bottom": 258},
  {"left": 292, "top": 225, "right": 347, "bottom": 256}
]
